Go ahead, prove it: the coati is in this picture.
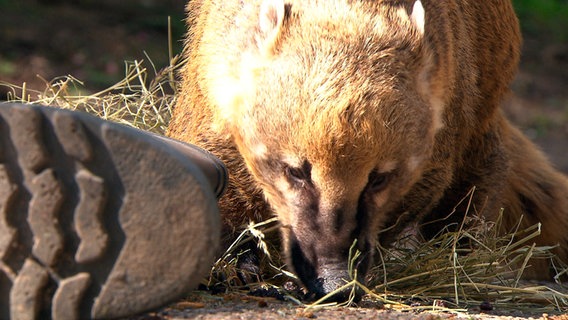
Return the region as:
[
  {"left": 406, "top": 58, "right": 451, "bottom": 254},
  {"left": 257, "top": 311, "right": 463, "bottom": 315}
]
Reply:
[{"left": 167, "top": 0, "right": 568, "bottom": 300}]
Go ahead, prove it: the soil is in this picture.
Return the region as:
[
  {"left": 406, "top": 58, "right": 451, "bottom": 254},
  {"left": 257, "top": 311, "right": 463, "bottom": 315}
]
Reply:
[
  {"left": 0, "top": 1, "right": 567, "bottom": 319},
  {"left": 132, "top": 291, "right": 568, "bottom": 320}
]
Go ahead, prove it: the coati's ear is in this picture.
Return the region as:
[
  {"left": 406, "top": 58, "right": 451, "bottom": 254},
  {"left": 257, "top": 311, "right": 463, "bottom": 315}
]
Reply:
[
  {"left": 410, "top": 0, "right": 425, "bottom": 35},
  {"left": 257, "top": 0, "right": 285, "bottom": 54}
]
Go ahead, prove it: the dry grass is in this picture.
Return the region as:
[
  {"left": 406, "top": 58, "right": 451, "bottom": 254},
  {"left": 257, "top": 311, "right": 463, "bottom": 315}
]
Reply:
[
  {"left": 218, "top": 205, "right": 568, "bottom": 315},
  {"left": 2, "top": 59, "right": 567, "bottom": 316},
  {"left": 370, "top": 212, "right": 568, "bottom": 312},
  {"left": 1, "top": 56, "right": 179, "bottom": 135}
]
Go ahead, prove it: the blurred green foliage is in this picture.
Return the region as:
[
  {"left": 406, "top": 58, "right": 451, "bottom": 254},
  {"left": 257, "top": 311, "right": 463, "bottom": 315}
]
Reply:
[{"left": 513, "top": 0, "right": 568, "bottom": 41}]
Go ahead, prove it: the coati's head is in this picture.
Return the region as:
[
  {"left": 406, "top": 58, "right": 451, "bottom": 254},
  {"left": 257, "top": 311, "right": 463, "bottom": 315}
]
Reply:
[{"left": 206, "top": 0, "right": 447, "bottom": 300}]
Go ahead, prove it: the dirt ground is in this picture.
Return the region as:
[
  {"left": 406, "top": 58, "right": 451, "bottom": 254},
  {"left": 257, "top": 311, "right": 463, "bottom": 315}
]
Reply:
[
  {"left": 133, "top": 291, "right": 568, "bottom": 320},
  {"left": 0, "top": 1, "right": 567, "bottom": 319}
]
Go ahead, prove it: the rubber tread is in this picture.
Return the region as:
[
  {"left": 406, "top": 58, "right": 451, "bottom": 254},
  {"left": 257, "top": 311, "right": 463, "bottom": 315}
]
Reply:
[
  {"left": 74, "top": 170, "right": 108, "bottom": 264},
  {"left": 52, "top": 273, "right": 91, "bottom": 320},
  {"left": 7, "top": 107, "right": 49, "bottom": 172},
  {"left": 0, "top": 103, "right": 221, "bottom": 319},
  {"left": 10, "top": 259, "right": 49, "bottom": 320},
  {"left": 53, "top": 112, "right": 93, "bottom": 162},
  {"left": 0, "top": 165, "right": 17, "bottom": 260},
  {"left": 28, "top": 168, "right": 65, "bottom": 266}
]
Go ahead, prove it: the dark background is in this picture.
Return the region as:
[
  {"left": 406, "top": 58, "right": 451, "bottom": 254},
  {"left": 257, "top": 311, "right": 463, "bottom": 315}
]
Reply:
[
  {"left": 0, "top": 0, "right": 186, "bottom": 90},
  {"left": 0, "top": 0, "right": 566, "bottom": 171}
]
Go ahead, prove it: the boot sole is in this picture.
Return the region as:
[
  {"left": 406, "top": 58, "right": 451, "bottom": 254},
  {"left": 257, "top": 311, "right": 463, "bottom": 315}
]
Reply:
[{"left": 0, "top": 103, "right": 221, "bottom": 319}]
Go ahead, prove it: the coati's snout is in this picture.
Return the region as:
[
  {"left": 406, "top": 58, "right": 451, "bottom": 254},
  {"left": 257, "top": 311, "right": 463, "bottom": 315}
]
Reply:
[
  {"left": 244, "top": 156, "right": 400, "bottom": 301},
  {"left": 232, "top": 101, "right": 434, "bottom": 299},
  {"left": 286, "top": 224, "right": 371, "bottom": 301},
  {"left": 238, "top": 142, "right": 431, "bottom": 299}
]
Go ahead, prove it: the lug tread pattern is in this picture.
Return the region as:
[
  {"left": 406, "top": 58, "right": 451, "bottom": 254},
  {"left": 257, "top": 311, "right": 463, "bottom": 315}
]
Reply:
[
  {"left": 53, "top": 112, "right": 93, "bottom": 162},
  {"left": 74, "top": 170, "right": 108, "bottom": 263},
  {"left": 0, "top": 165, "right": 17, "bottom": 260},
  {"left": 10, "top": 259, "right": 49, "bottom": 320},
  {"left": 52, "top": 273, "right": 91, "bottom": 320},
  {"left": 0, "top": 103, "right": 219, "bottom": 319},
  {"left": 0, "top": 105, "right": 109, "bottom": 319},
  {"left": 28, "top": 168, "right": 64, "bottom": 266},
  {"left": 8, "top": 107, "right": 49, "bottom": 172}
]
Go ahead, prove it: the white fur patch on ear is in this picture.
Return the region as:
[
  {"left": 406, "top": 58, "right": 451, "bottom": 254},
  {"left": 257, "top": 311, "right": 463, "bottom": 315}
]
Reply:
[
  {"left": 258, "top": 0, "right": 285, "bottom": 55},
  {"left": 410, "top": 0, "right": 425, "bottom": 35}
]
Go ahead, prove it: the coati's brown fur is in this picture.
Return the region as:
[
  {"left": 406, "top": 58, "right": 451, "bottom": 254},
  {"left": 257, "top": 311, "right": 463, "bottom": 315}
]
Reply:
[{"left": 168, "top": 0, "right": 568, "bottom": 298}]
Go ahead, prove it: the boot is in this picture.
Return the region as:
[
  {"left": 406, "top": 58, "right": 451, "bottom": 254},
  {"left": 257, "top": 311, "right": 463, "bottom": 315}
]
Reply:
[{"left": 0, "top": 103, "right": 226, "bottom": 319}]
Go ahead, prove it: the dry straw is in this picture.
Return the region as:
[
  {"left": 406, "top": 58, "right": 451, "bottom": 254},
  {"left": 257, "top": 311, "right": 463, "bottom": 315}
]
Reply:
[
  {"left": 1, "top": 55, "right": 179, "bottom": 135},
  {"left": 2, "top": 58, "right": 567, "bottom": 315}
]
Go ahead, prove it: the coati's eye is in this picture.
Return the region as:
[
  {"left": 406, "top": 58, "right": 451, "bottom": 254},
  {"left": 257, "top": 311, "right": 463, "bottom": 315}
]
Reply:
[
  {"left": 284, "top": 160, "right": 312, "bottom": 184},
  {"left": 368, "top": 170, "right": 391, "bottom": 193}
]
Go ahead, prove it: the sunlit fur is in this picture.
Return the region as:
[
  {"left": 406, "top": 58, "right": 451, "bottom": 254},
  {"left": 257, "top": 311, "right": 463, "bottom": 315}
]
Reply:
[{"left": 168, "top": 0, "right": 568, "bottom": 294}]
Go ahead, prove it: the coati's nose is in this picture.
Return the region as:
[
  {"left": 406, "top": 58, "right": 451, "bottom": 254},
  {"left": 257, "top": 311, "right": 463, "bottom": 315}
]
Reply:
[
  {"left": 307, "top": 267, "right": 364, "bottom": 302},
  {"left": 288, "top": 232, "right": 370, "bottom": 302}
]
